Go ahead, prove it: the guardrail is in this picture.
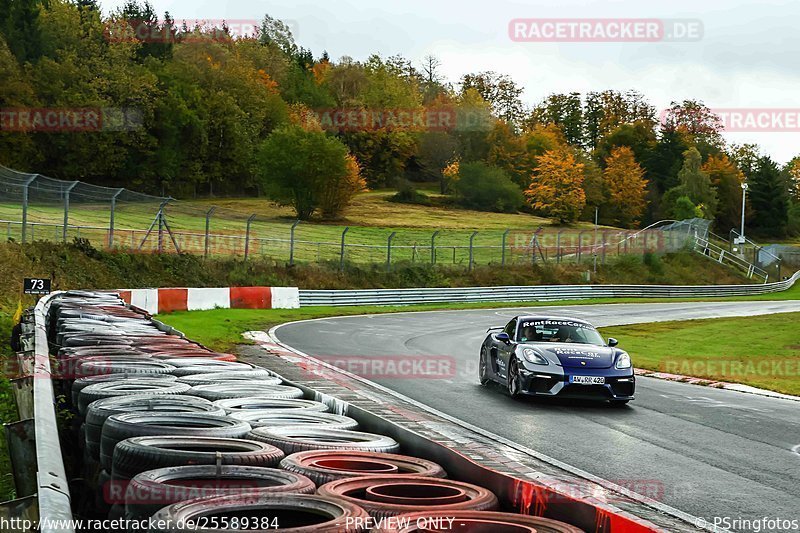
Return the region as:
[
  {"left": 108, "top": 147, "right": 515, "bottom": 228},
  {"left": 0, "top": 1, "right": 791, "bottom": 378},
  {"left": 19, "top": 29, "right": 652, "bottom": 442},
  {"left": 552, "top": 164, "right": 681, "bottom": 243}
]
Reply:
[
  {"left": 29, "top": 291, "right": 74, "bottom": 533},
  {"left": 299, "top": 271, "right": 800, "bottom": 306}
]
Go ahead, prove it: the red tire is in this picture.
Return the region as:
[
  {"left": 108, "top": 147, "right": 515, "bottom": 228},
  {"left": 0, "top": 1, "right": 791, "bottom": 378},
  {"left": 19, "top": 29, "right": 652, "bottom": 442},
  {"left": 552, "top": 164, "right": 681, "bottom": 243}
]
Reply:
[
  {"left": 317, "top": 475, "right": 498, "bottom": 519},
  {"left": 373, "top": 510, "right": 584, "bottom": 532},
  {"left": 280, "top": 451, "right": 446, "bottom": 485}
]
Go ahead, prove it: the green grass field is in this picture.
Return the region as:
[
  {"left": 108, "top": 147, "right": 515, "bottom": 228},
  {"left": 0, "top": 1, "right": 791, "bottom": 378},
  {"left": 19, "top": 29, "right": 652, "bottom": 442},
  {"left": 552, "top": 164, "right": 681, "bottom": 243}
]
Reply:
[
  {"left": 600, "top": 313, "right": 800, "bottom": 395},
  {"left": 0, "top": 189, "right": 638, "bottom": 266}
]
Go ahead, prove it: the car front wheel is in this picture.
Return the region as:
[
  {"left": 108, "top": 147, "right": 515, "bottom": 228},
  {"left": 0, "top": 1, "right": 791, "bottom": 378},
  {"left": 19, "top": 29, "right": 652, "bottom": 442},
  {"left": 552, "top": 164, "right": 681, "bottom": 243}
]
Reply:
[
  {"left": 507, "top": 357, "right": 522, "bottom": 398},
  {"left": 478, "top": 348, "right": 491, "bottom": 386}
]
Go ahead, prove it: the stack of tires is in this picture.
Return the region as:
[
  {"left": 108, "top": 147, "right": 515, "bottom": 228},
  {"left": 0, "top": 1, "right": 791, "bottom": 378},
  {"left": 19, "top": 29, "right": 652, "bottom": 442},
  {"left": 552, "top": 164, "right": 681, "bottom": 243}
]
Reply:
[{"left": 51, "top": 291, "right": 583, "bottom": 532}]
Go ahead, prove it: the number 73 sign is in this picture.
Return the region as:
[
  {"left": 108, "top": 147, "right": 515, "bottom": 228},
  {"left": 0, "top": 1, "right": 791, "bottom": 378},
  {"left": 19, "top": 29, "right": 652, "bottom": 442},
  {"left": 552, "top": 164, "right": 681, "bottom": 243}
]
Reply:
[{"left": 24, "top": 278, "right": 51, "bottom": 295}]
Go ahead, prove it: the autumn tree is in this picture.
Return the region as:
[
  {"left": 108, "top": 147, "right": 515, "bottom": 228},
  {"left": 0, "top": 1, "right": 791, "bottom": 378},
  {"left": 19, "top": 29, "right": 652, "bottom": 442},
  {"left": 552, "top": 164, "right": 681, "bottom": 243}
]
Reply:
[
  {"left": 783, "top": 157, "right": 800, "bottom": 202},
  {"left": 460, "top": 71, "right": 524, "bottom": 125},
  {"left": 602, "top": 146, "right": 648, "bottom": 228},
  {"left": 702, "top": 154, "right": 744, "bottom": 232},
  {"left": 528, "top": 92, "right": 583, "bottom": 146},
  {"left": 257, "top": 125, "right": 352, "bottom": 219},
  {"left": 677, "top": 147, "right": 717, "bottom": 217},
  {"left": 318, "top": 154, "right": 366, "bottom": 219},
  {"left": 526, "top": 148, "right": 586, "bottom": 224},
  {"left": 487, "top": 121, "right": 530, "bottom": 188}
]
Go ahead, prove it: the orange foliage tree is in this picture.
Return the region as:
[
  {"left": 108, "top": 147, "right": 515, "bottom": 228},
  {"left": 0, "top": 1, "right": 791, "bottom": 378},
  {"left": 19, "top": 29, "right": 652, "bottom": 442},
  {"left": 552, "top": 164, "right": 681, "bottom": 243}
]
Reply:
[
  {"left": 319, "top": 154, "right": 366, "bottom": 219},
  {"left": 603, "top": 146, "right": 648, "bottom": 228},
  {"left": 525, "top": 148, "right": 585, "bottom": 223}
]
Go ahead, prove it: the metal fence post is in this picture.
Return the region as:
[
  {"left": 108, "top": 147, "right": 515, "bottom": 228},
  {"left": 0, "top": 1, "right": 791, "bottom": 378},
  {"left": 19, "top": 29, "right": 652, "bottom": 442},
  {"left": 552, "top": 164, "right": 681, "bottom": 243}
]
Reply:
[
  {"left": 387, "top": 232, "right": 396, "bottom": 272},
  {"left": 577, "top": 232, "right": 583, "bottom": 263},
  {"left": 204, "top": 206, "right": 216, "bottom": 259},
  {"left": 469, "top": 231, "right": 478, "bottom": 271},
  {"left": 244, "top": 214, "right": 257, "bottom": 260},
  {"left": 602, "top": 231, "right": 608, "bottom": 264},
  {"left": 340, "top": 227, "right": 349, "bottom": 271},
  {"left": 289, "top": 220, "right": 300, "bottom": 266},
  {"left": 431, "top": 231, "right": 440, "bottom": 265},
  {"left": 62, "top": 181, "right": 78, "bottom": 242},
  {"left": 501, "top": 229, "right": 510, "bottom": 266},
  {"left": 109, "top": 188, "right": 124, "bottom": 248},
  {"left": 21, "top": 175, "right": 37, "bottom": 243},
  {"left": 556, "top": 230, "right": 563, "bottom": 264}
]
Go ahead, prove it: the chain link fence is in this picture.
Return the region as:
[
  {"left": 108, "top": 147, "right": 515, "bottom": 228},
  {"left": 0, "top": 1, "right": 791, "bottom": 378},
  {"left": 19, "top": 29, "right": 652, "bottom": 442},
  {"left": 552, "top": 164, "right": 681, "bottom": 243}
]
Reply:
[{"left": 1, "top": 165, "right": 701, "bottom": 270}]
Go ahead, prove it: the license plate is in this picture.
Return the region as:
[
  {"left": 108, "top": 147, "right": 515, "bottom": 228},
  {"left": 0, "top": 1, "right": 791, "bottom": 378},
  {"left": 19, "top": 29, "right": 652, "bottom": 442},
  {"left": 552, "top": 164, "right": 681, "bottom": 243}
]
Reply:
[{"left": 570, "top": 375, "right": 605, "bottom": 385}]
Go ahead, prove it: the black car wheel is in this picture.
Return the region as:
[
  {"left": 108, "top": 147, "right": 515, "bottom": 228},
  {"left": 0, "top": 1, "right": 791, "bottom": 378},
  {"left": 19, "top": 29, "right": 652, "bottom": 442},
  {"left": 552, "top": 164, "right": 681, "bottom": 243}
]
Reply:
[
  {"left": 479, "top": 348, "right": 491, "bottom": 386},
  {"left": 507, "top": 357, "right": 522, "bottom": 398},
  {"left": 610, "top": 400, "right": 630, "bottom": 407}
]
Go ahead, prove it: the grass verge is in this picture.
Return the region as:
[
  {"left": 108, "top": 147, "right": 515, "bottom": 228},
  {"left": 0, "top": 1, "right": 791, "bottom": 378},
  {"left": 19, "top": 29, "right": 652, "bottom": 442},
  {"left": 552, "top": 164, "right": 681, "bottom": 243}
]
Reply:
[{"left": 600, "top": 313, "right": 800, "bottom": 396}]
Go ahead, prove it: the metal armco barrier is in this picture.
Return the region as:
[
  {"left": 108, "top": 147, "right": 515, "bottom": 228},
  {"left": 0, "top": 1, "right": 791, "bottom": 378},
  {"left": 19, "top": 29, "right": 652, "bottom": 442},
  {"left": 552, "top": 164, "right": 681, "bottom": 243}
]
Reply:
[
  {"left": 300, "top": 271, "right": 800, "bottom": 306},
  {"left": 30, "top": 292, "right": 74, "bottom": 533}
]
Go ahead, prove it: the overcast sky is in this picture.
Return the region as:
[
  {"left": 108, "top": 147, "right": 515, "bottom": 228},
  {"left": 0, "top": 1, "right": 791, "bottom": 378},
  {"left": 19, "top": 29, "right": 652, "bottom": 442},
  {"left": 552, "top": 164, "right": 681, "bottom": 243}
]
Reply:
[{"left": 102, "top": 0, "right": 800, "bottom": 164}]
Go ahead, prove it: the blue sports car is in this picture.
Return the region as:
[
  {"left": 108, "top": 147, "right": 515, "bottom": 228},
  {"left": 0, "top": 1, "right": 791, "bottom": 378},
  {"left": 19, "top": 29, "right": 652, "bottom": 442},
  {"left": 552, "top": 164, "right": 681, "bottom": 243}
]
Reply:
[{"left": 479, "top": 315, "right": 635, "bottom": 405}]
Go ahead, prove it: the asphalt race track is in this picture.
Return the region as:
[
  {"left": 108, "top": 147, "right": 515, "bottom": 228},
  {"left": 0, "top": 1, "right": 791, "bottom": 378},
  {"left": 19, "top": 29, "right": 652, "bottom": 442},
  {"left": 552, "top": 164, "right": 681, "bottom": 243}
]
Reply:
[{"left": 274, "top": 301, "right": 800, "bottom": 527}]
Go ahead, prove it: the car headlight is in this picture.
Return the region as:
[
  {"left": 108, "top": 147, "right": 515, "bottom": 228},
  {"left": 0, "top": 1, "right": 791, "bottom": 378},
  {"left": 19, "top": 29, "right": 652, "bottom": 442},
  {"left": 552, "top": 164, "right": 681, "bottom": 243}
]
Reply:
[
  {"left": 615, "top": 352, "right": 632, "bottom": 369},
  {"left": 522, "top": 348, "right": 549, "bottom": 365}
]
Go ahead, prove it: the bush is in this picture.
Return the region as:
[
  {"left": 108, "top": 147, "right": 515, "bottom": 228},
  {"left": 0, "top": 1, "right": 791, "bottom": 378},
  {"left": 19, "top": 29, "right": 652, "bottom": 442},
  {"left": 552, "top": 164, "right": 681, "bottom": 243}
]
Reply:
[
  {"left": 389, "top": 182, "right": 430, "bottom": 206},
  {"left": 452, "top": 162, "right": 524, "bottom": 213}
]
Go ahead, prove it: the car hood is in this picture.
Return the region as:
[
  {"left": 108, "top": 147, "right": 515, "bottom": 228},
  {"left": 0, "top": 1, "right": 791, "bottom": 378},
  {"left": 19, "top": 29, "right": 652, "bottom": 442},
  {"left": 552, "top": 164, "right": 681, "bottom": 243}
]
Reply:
[{"left": 524, "top": 343, "right": 616, "bottom": 369}]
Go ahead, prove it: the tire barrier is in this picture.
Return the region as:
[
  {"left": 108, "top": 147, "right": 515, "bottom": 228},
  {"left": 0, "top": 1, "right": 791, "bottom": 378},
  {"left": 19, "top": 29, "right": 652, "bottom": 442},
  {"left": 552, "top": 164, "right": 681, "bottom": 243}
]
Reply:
[
  {"left": 229, "top": 411, "right": 359, "bottom": 431},
  {"left": 247, "top": 427, "right": 401, "bottom": 454},
  {"left": 373, "top": 510, "right": 584, "bottom": 533},
  {"left": 212, "top": 398, "right": 330, "bottom": 414},
  {"left": 186, "top": 383, "right": 304, "bottom": 401},
  {"left": 85, "top": 395, "right": 225, "bottom": 460},
  {"left": 149, "top": 494, "right": 369, "bottom": 533},
  {"left": 32, "top": 289, "right": 654, "bottom": 533},
  {"left": 111, "top": 436, "right": 286, "bottom": 480},
  {"left": 99, "top": 413, "right": 252, "bottom": 471},
  {"left": 123, "top": 465, "right": 316, "bottom": 521},
  {"left": 317, "top": 475, "right": 499, "bottom": 519},
  {"left": 279, "top": 450, "right": 446, "bottom": 485},
  {"left": 71, "top": 374, "right": 177, "bottom": 407},
  {"left": 176, "top": 370, "right": 278, "bottom": 386},
  {"left": 77, "top": 380, "right": 192, "bottom": 416}
]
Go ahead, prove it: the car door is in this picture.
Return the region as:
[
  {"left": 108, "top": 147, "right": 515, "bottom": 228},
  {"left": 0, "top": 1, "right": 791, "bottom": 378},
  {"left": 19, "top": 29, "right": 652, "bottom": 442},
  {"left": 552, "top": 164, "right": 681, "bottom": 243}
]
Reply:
[{"left": 495, "top": 318, "right": 517, "bottom": 379}]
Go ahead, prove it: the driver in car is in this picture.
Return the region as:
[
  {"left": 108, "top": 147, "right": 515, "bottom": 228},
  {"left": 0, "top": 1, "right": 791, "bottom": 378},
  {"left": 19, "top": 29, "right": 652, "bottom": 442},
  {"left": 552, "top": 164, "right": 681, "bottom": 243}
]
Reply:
[{"left": 550, "top": 326, "right": 574, "bottom": 343}]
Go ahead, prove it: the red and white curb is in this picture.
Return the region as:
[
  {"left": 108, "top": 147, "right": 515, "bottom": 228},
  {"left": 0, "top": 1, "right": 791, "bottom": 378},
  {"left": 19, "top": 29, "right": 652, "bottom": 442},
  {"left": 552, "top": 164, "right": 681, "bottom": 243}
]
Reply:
[
  {"left": 634, "top": 368, "right": 800, "bottom": 402},
  {"left": 116, "top": 286, "right": 299, "bottom": 315}
]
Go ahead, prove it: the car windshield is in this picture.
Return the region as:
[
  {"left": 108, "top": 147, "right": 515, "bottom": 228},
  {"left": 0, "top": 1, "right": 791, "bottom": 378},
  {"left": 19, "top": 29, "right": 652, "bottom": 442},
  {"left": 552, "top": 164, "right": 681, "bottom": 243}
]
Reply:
[{"left": 517, "top": 319, "right": 605, "bottom": 346}]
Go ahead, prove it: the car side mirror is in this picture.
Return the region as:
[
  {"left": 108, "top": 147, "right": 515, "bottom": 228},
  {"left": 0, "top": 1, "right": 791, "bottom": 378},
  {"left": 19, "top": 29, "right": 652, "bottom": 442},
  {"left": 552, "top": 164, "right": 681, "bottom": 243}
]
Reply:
[
  {"left": 607, "top": 338, "right": 618, "bottom": 347},
  {"left": 496, "top": 332, "right": 511, "bottom": 344}
]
